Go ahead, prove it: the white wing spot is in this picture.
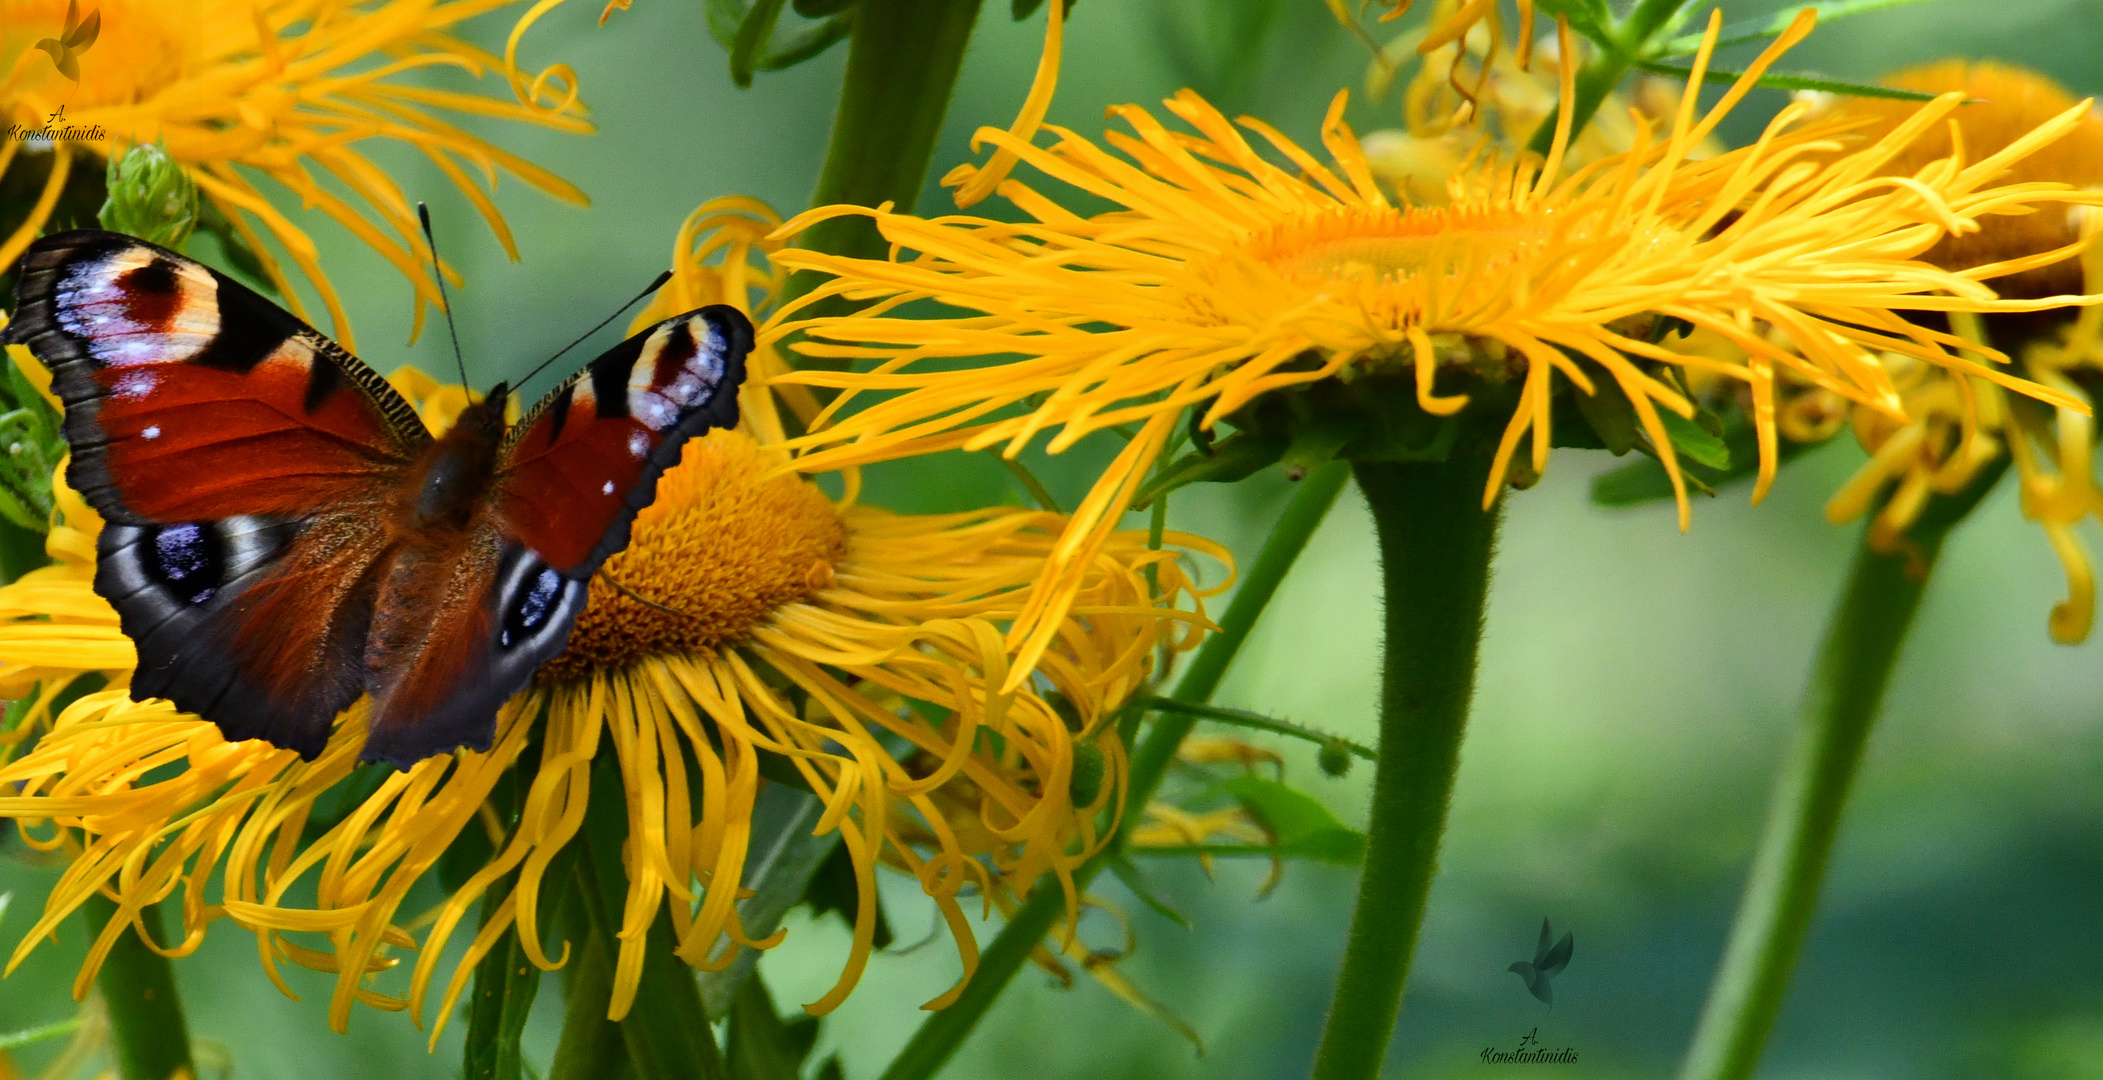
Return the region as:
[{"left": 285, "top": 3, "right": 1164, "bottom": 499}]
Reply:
[
  {"left": 628, "top": 431, "right": 649, "bottom": 459},
  {"left": 113, "top": 370, "right": 157, "bottom": 400},
  {"left": 601, "top": 480, "right": 615, "bottom": 495},
  {"left": 141, "top": 425, "right": 161, "bottom": 440}
]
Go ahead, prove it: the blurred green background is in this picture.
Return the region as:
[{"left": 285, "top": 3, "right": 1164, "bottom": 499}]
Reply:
[{"left": 7, "top": 0, "right": 2103, "bottom": 1076}]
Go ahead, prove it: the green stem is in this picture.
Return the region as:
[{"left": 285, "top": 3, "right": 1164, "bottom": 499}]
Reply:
[
  {"left": 1308, "top": 456, "right": 1501, "bottom": 1080},
  {"left": 548, "top": 889, "right": 628, "bottom": 1080},
  {"left": 1526, "top": 0, "right": 1696, "bottom": 156},
  {"left": 1677, "top": 464, "right": 2003, "bottom": 1080},
  {"left": 81, "top": 895, "right": 193, "bottom": 1080},
  {"left": 552, "top": 753, "right": 726, "bottom": 1080},
  {"left": 779, "top": 0, "right": 984, "bottom": 327},
  {"left": 876, "top": 462, "right": 1352, "bottom": 1080}
]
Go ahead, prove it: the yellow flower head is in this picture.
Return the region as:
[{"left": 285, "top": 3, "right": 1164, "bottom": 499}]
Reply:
[
  {"left": 0, "top": 200, "right": 1220, "bottom": 1034},
  {"left": 1804, "top": 62, "right": 2103, "bottom": 643},
  {"left": 0, "top": 0, "right": 591, "bottom": 350},
  {"left": 762, "top": 11, "right": 2103, "bottom": 684}
]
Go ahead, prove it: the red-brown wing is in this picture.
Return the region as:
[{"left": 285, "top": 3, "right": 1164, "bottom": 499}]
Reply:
[
  {"left": 5, "top": 231, "right": 427, "bottom": 758},
  {"left": 497, "top": 306, "right": 749, "bottom": 577},
  {"left": 4, "top": 230, "right": 429, "bottom": 524},
  {"left": 358, "top": 525, "right": 587, "bottom": 768}
]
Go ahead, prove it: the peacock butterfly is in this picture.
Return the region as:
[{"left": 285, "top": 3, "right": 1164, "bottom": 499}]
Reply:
[{"left": 1, "top": 229, "right": 751, "bottom": 767}]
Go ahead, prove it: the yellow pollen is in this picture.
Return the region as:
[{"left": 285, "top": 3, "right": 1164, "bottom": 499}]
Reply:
[{"left": 542, "top": 430, "right": 848, "bottom": 679}]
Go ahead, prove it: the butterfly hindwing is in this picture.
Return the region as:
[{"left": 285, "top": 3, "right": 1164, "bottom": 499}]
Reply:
[
  {"left": 498, "top": 305, "right": 750, "bottom": 577},
  {"left": 6, "top": 230, "right": 427, "bottom": 758}
]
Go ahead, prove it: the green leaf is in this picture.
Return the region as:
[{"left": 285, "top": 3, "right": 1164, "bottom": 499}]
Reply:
[
  {"left": 1653, "top": 0, "right": 1950, "bottom": 57},
  {"left": 1635, "top": 61, "right": 1941, "bottom": 102},
  {"left": 727, "top": 974, "right": 821, "bottom": 1080},
  {"left": 1135, "top": 696, "right": 1376, "bottom": 764},
  {"left": 1210, "top": 775, "right": 1365, "bottom": 864},
  {"left": 803, "top": 840, "right": 895, "bottom": 949},
  {"left": 1132, "top": 431, "right": 1288, "bottom": 508},
  {"left": 793, "top": 0, "right": 856, "bottom": 15}
]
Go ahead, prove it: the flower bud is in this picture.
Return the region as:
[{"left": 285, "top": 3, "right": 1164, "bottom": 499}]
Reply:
[
  {"left": 99, "top": 141, "right": 199, "bottom": 249},
  {"left": 1318, "top": 740, "right": 1353, "bottom": 778}
]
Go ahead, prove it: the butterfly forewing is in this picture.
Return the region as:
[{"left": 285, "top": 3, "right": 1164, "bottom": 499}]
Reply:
[
  {"left": 498, "top": 305, "right": 749, "bottom": 576},
  {"left": 6, "top": 230, "right": 427, "bottom": 757},
  {"left": 362, "top": 306, "right": 750, "bottom": 765}
]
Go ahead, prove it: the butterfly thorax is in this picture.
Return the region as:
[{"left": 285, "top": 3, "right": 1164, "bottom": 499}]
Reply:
[{"left": 405, "top": 386, "right": 511, "bottom": 533}]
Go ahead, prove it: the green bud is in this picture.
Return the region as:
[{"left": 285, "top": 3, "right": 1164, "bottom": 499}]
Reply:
[
  {"left": 1068, "top": 742, "right": 1105, "bottom": 807},
  {"left": 1317, "top": 740, "right": 1353, "bottom": 778},
  {"left": 99, "top": 141, "right": 199, "bottom": 249}
]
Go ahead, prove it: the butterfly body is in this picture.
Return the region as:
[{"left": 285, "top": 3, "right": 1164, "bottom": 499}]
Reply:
[{"left": 4, "top": 230, "right": 751, "bottom": 767}]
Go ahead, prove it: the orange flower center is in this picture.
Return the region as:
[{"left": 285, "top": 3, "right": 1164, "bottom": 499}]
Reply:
[{"left": 542, "top": 430, "right": 848, "bottom": 680}]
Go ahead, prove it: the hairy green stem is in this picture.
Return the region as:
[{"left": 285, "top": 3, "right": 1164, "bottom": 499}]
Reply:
[
  {"left": 82, "top": 896, "right": 193, "bottom": 1080},
  {"left": 780, "top": 0, "right": 984, "bottom": 327},
  {"left": 1526, "top": 0, "right": 1696, "bottom": 156},
  {"left": 1677, "top": 465, "right": 2002, "bottom": 1080},
  {"left": 1308, "top": 456, "right": 1501, "bottom": 1080},
  {"left": 876, "top": 462, "right": 1352, "bottom": 1080}
]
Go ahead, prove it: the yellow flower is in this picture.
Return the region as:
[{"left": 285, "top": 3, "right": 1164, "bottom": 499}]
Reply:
[
  {"left": 1804, "top": 62, "right": 2103, "bottom": 642},
  {"left": 0, "top": 201, "right": 1220, "bottom": 1034},
  {"left": 0, "top": 0, "right": 590, "bottom": 350},
  {"left": 762, "top": 11, "right": 2102, "bottom": 685}
]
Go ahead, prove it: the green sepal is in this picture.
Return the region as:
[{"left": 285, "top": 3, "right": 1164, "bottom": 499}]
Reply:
[
  {"left": 1657, "top": 408, "right": 1731, "bottom": 470},
  {"left": 1636, "top": 61, "right": 1941, "bottom": 102},
  {"left": 1652, "top": 0, "right": 1950, "bottom": 58},
  {"left": 1281, "top": 416, "right": 1370, "bottom": 478},
  {"left": 712, "top": 0, "right": 854, "bottom": 84},
  {"left": 1533, "top": 0, "right": 1612, "bottom": 39},
  {"left": 1158, "top": 776, "right": 1367, "bottom": 865},
  {"left": 1107, "top": 855, "right": 1191, "bottom": 929},
  {"left": 1570, "top": 375, "right": 1640, "bottom": 456},
  {"left": 731, "top": 0, "right": 790, "bottom": 87},
  {"left": 1132, "top": 430, "right": 1287, "bottom": 508},
  {"left": 1591, "top": 402, "right": 1818, "bottom": 507},
  {"left": 758, "top": 13, "right": 854, "bottom": 72}
]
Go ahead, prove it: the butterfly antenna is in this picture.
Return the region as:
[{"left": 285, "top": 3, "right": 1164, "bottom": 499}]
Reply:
[
  {"left": 516, "top": 269, "right": 675, "bottom": 391},
  {"left": 417, "top": 202, "right": 471, "bottom": 392}
]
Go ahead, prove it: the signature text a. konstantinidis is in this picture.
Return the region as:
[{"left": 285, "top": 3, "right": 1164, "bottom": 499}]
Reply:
[{"left": 1481, "top": 1027, "right": 1579, "bottom": 1064}]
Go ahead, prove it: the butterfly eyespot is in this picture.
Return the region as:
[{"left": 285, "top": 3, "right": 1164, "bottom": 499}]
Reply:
[
  {"left": 501, "top": 565, "right": 566, "bottom": 649},
  {"left": 148, "top": 523, "right": 222, "bottom": 605}
]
